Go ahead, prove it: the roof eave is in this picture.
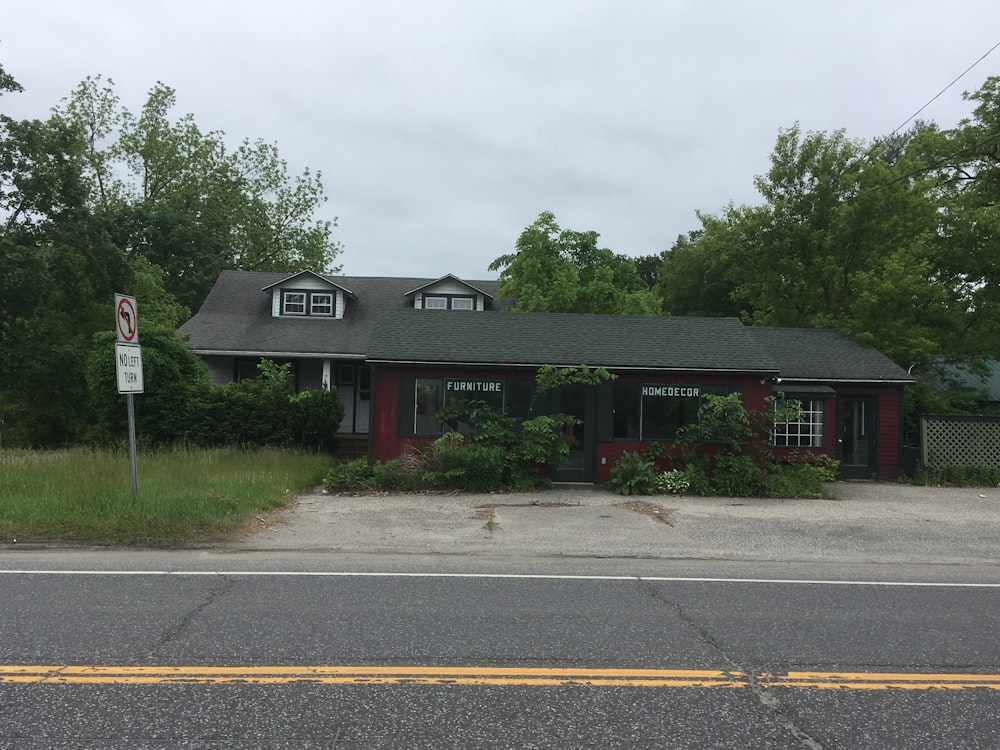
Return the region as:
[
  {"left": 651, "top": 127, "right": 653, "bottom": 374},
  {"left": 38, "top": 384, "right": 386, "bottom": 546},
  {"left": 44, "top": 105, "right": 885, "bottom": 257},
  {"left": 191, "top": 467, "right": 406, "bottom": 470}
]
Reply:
[
  {"left": 190, "top": 349, "right": 367, "bottom": 359},
  {"left": 366, "top": 358, "right": 778, "bottom": 374}
]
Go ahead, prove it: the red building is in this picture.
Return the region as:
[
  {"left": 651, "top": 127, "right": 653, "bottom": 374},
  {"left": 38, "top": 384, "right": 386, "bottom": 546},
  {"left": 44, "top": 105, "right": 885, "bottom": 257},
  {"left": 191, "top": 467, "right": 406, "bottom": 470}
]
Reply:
[{"left": 181, "top": 270, "right": 913, "bottom": 481}]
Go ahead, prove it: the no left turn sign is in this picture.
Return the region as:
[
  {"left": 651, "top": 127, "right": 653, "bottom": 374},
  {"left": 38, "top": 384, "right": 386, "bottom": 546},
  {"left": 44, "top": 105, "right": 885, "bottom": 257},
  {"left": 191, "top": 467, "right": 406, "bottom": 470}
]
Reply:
[{"left": 116, "top": 294, "right": 138, "bottom": 343}]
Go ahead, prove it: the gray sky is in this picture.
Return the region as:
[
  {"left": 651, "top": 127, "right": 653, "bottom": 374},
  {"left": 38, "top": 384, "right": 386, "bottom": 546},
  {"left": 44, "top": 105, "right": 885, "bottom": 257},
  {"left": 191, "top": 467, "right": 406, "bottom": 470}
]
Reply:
[{"left": 4, "top": 1, "right": 999, "bottom": 280}]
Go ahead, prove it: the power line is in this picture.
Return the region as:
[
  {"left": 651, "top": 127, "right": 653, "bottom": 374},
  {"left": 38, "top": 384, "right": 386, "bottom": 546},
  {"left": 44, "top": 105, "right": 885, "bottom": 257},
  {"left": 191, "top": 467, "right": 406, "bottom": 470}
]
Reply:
[{"left": 890, "top": 39, "right": 1000, "bottom": 136}]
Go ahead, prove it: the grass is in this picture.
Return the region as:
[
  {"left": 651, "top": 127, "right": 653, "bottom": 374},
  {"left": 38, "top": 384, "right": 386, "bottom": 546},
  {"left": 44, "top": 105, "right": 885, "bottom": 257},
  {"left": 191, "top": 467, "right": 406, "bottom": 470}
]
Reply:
[{"left": 0, "top": 447, "right": 330, "bottom": 546}]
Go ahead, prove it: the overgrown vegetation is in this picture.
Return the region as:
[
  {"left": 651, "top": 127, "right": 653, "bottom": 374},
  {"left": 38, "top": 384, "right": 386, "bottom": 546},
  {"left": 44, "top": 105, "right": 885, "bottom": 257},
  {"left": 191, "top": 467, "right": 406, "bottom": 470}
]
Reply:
[
  {"left": 0, "top": 447, "right": 329, "bottom": 545},
  {"left": 84, "top": 341, "right": 344, "bottom": 451},
  {"left": 607, "top": 394, "right": 838, "bottom": 498},
  {"left": 1, "top": 68, "right": 340, "bottom": 448},
  {"left": 325, "top": 365, "right": 615, "bottom": 493},
  {"left": 906, "top": 464, "right": 1000, "bottom": 487}
]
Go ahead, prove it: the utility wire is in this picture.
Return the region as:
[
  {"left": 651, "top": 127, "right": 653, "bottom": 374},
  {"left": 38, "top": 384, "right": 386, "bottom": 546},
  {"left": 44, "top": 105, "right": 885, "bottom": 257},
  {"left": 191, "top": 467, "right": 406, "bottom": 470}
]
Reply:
[{"left": 889, "top": 39, "right": 1000, "bottom": 136}]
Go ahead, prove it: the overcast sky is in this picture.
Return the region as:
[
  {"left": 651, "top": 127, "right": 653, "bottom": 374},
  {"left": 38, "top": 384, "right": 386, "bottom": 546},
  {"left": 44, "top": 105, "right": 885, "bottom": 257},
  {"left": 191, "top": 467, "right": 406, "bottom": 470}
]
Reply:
[{"left": 4, "top": 1, "right": 1000, "bottom": 280}]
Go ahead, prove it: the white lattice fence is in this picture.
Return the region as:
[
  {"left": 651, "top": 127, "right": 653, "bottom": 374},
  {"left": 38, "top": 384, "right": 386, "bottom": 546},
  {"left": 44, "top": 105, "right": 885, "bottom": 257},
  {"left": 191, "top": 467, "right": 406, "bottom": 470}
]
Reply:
[{"left": 921, "top": 415, "right": 1000, "bottom": 469}]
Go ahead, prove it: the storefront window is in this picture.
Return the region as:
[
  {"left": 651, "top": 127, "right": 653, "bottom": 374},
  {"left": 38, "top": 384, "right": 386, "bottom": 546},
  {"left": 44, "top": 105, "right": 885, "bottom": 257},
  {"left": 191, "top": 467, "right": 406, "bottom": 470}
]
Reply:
[
  {"left": 612, "top": 383, "right": 735, "bottom": 441},
  {"left": 415, "top": 379, "right": 444, "bottom": 435},
  {"left": 410, "top": 379, "right": 534, "bottom": 436}
]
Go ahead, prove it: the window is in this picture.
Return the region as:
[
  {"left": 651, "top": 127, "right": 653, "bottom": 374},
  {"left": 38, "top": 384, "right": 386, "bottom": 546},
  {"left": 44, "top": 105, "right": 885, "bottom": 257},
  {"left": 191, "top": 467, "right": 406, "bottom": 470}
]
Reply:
[
  {"left": 337, "top": 364, "right": 355, "bottom": 385},
  {"left": 408, "top": 379, "right": 533, "bottom": 436},
  {"left": 612, "top": 383, "right": 735, "bottom": 441},
  {"left": 773, "top": 399, "right": 825, "bottom": 448},
  {"left": 415, "top": 379, "right": 444, "bottom": 435},
  {"left": 281, "top": 289, "right": 339, "bottom": 317},
  {"left": 311, "top": 293, "right": 334, "bottom": 316},
  {"left": 283, "top": 292, "right": 306, "bottom": 315},
  {"left": 422, "top": 295, "right": 475, "bottom": 310}
]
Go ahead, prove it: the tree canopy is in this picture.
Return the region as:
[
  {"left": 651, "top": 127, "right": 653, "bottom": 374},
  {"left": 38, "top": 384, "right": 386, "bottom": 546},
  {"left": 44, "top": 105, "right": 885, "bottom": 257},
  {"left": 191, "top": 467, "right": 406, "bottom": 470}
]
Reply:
[
  {"left": 0, "top": 69, "right": 341, "bottom": 446},
  {"left": 490, "top": 211, "right": 661, "bottom": 315},
  {"left": 655, "top": 76, "right": 1000, "bottom": 382}
]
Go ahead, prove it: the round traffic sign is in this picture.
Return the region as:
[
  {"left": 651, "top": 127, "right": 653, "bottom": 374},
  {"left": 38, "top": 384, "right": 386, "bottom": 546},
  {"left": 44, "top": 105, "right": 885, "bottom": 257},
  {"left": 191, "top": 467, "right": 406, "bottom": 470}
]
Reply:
[{"left": 117, "top": 296, "right": 137, "bottom": 343}]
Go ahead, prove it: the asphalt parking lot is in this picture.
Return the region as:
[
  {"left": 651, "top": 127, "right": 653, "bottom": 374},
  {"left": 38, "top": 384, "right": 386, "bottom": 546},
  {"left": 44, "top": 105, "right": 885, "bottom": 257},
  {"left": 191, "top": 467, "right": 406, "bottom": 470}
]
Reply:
[{"left": 228, "top": 482, "right": 1000, "bottom": 564}]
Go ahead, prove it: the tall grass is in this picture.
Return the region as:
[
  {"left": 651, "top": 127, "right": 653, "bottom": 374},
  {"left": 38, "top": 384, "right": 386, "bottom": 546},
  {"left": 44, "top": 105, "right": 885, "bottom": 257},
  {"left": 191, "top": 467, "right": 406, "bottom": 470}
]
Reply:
[{"left": 0, "top": 447, "right": 330, "bottom": 545}]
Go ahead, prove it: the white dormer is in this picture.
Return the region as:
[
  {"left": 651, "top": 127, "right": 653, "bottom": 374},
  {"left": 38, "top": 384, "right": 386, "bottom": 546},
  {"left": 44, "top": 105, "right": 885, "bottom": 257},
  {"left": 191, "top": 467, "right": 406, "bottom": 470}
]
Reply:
[
  {"left": 261, "top": 271, "right": 356, "bottom": 319},
  {"left": 405, "top": 274, "right": 494, "bottom": 311}
]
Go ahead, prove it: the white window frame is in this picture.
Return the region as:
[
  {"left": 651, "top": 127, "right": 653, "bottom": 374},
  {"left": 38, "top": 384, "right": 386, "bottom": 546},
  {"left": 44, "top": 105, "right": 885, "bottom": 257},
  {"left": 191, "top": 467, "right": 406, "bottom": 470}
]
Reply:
[
  {"left": 451, "top": 297, "right": 475, "bottom": 310},
  {"left": 310, "top": 292, "right": 334, "bottom": 316},
  {"left": 773, "top": 398, "right": 825, "bottom": 448},
  {"left": 424, "top": 296, "right": 448, "bottom": 309},
  {"left": 282, "top": 292, "right": 306, "bottom": 315}
]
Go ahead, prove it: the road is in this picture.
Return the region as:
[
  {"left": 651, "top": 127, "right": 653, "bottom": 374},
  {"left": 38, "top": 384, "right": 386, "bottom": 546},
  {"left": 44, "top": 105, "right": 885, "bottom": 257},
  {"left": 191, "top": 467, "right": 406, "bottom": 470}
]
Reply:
[{"left": 2, "top": 551, "right": 999, "bottom": 749}]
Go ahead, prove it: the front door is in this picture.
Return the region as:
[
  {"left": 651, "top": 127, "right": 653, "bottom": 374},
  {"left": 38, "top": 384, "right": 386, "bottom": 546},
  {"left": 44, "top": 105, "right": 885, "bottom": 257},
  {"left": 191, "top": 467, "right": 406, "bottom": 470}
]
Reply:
[
  {"left": 548, "top": 384, "right": 596, "bottom": 483},
  {"left": 838, "top": 396, "right": 878, "bottom": 480}
]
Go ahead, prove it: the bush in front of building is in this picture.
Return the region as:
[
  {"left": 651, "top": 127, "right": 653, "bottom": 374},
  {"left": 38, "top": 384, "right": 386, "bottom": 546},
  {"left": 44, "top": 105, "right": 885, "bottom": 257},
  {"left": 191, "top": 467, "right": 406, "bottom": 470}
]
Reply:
[
  {"left": 607, "top": 394, "right": 836, "bottom": 498},
  {"left": 288, "top": 387, "right": 346, "bottom": 452},
  {"left": 608, "top": 449, "right": 660, "bottom": 495},
  {"left": 86, "top": 341, "right": 345, "bottom": 452}
]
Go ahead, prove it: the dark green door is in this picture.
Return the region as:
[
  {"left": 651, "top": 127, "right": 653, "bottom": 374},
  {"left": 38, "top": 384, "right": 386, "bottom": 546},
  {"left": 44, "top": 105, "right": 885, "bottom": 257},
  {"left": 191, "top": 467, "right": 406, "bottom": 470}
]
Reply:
[
  {"left": 837, "top": 396, "right": 878, "bottom": 480},
  {"left": 548, "top": 384, "right": 597, "bottom": 483}
]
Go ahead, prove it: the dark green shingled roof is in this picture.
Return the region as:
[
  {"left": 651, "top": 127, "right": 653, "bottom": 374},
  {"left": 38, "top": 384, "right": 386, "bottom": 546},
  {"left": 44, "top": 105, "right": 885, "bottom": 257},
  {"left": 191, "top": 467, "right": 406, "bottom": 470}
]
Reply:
[
  {"left": 746, "top": 327, "right": 913, "bottom": 383},
  {"left": 368, "top": 309, "right": 779, "bottom": 373},
  {"left": 178, "top": 270, "right": 500, "bottom": 358}
]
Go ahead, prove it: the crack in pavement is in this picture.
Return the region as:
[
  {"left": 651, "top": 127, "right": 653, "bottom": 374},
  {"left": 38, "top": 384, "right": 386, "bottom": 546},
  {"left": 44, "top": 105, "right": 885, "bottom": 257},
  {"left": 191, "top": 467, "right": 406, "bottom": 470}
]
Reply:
[
  {"left": 636, "top": 578, "right": 824, "bottom": 749},
  {"left": 146, "top": 575, "right": 236, "bottom": 658}
]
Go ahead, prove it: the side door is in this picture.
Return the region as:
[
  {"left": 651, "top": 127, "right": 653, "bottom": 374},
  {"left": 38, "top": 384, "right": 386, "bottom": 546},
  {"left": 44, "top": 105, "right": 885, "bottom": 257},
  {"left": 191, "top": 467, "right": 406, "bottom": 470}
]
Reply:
[{"left": 837, "top": 396, "right": 878, "bottom": 480}]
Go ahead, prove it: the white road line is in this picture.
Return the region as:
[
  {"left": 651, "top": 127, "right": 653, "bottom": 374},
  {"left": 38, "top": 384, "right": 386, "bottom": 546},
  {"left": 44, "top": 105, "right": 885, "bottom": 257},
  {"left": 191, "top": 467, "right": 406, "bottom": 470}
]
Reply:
[{"left": 1, "top": 570, "right": 999, "bottom": 587}]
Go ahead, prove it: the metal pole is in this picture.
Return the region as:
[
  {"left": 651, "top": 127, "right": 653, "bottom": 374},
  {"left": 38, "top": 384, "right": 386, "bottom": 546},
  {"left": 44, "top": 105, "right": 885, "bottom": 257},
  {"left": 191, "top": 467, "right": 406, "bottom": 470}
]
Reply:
[{"left": 126, "top": 393, "right": 139, "bottom": 504}]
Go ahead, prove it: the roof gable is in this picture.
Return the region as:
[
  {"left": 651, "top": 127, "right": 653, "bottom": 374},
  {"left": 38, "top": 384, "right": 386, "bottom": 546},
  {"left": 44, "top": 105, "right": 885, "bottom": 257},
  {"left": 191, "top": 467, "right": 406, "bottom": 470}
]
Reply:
[
  {"left": 404, "top": 274, "right": 495, "bottom": 300},
  {"left": 260, "top": 270, "right": 356, "bottom": 298}
]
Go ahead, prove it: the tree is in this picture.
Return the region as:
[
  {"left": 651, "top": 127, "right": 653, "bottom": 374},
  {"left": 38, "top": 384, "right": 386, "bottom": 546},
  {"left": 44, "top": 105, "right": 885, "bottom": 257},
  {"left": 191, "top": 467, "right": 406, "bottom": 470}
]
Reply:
[
  {"left": 0, "top": 63, "right": 22, "bottom": 95},
  {"left": 919, "top": 76, "right": 1000, "bottom": 362},
  {"left": 656, "top": 228, "right": 744, "bottom": 318},
  {"left": 0, "top": 69, "right": 339, "bottom": 446},
  {"left": 490, "top": 211, "right": 661, "bottom": 315},
  {"left": 54, "top": 77, "right": 342, "bottom": 312}
]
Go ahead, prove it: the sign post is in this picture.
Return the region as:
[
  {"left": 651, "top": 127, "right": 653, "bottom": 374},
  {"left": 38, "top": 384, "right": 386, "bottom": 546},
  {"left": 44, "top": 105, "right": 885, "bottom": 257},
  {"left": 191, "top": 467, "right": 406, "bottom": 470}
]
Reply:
[{"left": 115, "top": 294, "right": 142, "bottom": 504}]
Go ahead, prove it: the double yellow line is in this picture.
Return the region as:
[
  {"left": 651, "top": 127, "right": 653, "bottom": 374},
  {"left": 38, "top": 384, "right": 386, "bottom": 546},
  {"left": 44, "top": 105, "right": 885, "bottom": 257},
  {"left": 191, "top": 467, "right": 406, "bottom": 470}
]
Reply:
[{"left": 2, "top": 666, "right": 1000, "bottom": 690}]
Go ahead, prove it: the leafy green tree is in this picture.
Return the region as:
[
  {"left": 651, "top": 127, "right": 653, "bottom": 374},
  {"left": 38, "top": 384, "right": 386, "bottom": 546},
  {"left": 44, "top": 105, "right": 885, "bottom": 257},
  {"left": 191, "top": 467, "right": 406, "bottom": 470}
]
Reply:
[
  {"left": 0, "top": 69, "right": 339, "bottom": 446},
  {"left": 84, "top": 329, "right": 214, "bottom": 445},
  {"left": 490, "top": 211, "right": 661, "bottom": 315},
  {"left": 0, "top": 63, "right": 22, "bottom": 95},
  {"left": 54, "top": 76, "right": 342, "bottom": 312},
  {"left": 0, "top": 102, "right": 126, "bottom": 445},
  {"left": 657, "top": 227, "right": 744, "bottom": 318},
  {"left": 919, "top": 76, "right": 1000, "bottom": 362}
]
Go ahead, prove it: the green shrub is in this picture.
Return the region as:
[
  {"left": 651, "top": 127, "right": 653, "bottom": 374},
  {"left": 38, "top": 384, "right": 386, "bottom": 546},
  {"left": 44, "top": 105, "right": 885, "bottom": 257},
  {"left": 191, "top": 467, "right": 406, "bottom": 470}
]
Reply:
[
  {"left": 289, "top": 387, "right": 346, "bottom": 451},
  {"left": 608, "top": 451, "right": 658, "bottom": 495},
  {"left": 655, "top": 469, "right": 691, "bottom": 494},
  {"left": 764, "top": 463, "right": 828, "bottom": 498},
  {"left": 370, "top": 459, "right": 425, "bottom": 492},
  {"left": 710, "top": 454, "right": 766, "bottom": 497},
  {"left": 324, "top": 458, "right": 376, "bottom": 492},
  {"left": 421, "top": 437, "right": 509, "bottom": 492}
]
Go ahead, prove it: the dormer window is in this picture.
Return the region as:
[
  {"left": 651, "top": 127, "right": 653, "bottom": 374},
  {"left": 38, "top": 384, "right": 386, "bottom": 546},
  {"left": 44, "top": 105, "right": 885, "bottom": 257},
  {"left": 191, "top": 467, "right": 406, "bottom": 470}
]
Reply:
[
  {"left": 405, "top": 275, "right": 493, "bottom": 311},
  {"left": 310, "top": 293, "right": 334, "bottom": 316},
  {"left": 281, "top": 290, "right": 335, "bottom": 317},
  {"left": 264, "top": 271, "right": 354, "bottom": 320},
  {"left": 422, "top": 295, "right": 475, "bottom": 310},
  {"left": 283, "top": 292, "right": 306, "bottom": 315}
]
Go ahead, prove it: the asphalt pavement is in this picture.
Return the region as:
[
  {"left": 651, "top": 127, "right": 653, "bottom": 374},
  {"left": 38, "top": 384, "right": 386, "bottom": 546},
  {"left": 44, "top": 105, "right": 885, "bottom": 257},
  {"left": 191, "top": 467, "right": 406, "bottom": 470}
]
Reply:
[{"left": 228, "top": 482, "right": 1000, "bottom": 565}]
